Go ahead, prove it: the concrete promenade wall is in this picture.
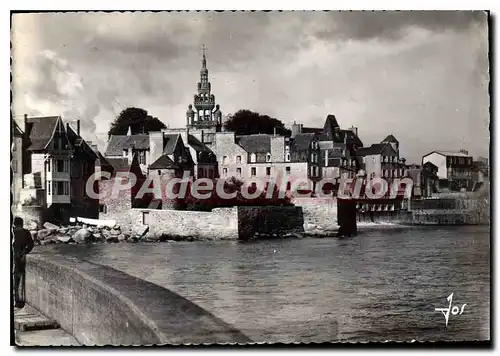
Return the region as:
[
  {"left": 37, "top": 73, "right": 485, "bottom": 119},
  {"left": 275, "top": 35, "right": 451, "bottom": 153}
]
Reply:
[{"left": 25, "top": 254, "right": 251, "bottom": 345}]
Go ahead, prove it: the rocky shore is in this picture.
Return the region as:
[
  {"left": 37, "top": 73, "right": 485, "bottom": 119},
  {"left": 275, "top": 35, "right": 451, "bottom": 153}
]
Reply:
[{"left": 28, "top": 221, "right": 215, "bottom": 245}]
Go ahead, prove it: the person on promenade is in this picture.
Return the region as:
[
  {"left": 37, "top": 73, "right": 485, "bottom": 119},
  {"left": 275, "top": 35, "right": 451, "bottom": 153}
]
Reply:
[{"left": 12, "top": 217, "right": 34, "bottom": 309}]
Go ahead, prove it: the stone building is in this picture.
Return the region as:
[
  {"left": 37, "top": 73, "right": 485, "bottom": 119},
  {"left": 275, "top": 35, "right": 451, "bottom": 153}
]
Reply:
[
  {"left": 12, "top": 115, "right": 99, "bottom": 223},
  {"left": 356, "top": 134, "right": 406, "bottom": 181},
  {"left": 404, "top": 162, "right": 438, "bottom": 198},
  {"left": 212, "top": 131, "right": 322, "bottom": 191},
  {"left": 422, "top": 150, "right": 473, "bottom": 191},
  {"left": 291, "top": 115, "right": 362, "bottom": 181}
]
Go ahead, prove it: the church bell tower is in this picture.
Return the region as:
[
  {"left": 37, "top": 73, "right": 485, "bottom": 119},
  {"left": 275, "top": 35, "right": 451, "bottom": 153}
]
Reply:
[{"left": 186, "top": 45, "right": 222, "bottom": 134}]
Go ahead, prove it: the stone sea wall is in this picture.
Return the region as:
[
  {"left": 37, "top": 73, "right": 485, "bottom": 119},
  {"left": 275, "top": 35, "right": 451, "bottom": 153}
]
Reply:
[
  {"left": 25, "top": 254, "right": 251, "bottom": 345},
  {"left": 101, "top": 206, "right": 305, "bottom": 241}
]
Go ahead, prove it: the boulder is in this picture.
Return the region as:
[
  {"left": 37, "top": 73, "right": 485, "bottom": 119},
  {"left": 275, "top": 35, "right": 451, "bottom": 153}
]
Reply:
[
  {"left": 57, "top": 235, "right": 73, "bottom": 243},
  {"left": 26, "top": 220, "right": 39, "bottom": 231},
  {"left": 92, "top": 232, "right": 104, "bottom": 242},
  {"left": 43, "top": 222, "right": 60, "bottom": 230},
  {"left": 105, "top": 235, "right": 119, "bottom": 243},
  {"left": 73, "top": 228, "right": 92, "bottom": 244},
  {"left": 118, "top": 234, "right": 128, "bottom": 242},
  {"left": 40, "top": 239, "right": 55, "bottom": 246},
  {"left": 37, "top": 229, "right": 54, "bottom": 240}
]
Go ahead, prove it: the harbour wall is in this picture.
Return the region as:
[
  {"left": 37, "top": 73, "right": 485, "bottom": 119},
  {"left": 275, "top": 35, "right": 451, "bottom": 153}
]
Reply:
[
  {"left": 100, "top": 206, "right": 304, "bottom": 240},
  {"left": 25, "top": 253, "right": 251, "bottom": 345}
]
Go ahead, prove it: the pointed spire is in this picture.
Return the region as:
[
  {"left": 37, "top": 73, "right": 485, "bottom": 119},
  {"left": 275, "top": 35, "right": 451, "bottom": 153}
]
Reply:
[
  {"left": 202, "top": 44, "right": 207, "bottom": 69},
  {"left": 127, "top": 126, "right": 132, "bottom": 136}
]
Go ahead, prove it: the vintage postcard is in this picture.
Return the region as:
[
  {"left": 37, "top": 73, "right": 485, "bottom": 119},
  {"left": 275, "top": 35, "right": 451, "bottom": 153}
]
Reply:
[{"left": 10, "top": 10, "right": 490, "bottom": 346}]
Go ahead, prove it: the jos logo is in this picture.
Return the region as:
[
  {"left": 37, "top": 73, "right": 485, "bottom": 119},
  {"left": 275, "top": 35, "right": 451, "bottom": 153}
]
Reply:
[{"left": 435, "top": 293, "right": 467, "bottom": 327}]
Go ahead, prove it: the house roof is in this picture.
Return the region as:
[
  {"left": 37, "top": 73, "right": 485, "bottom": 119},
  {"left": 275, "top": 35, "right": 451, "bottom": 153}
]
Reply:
[
  {"left": 188, "top": 134, "right": 213, "bottom": 153},
  {"left": 343, "top": 130, "right": 363, "bottom": 147},
  {"left": 25, "top": 116, "right": 60, "bottom": 151},
  {"left": 356, "top": 143, "right": 388, "bottom": 156},
  {"left": 163, "top": 134, "right": 180, "bottom": 155},
  {"left": 381, "top": 134, "right": 398, "bottom": 143},
  {"left": 291, "top": 133, "right": 315, "bottom": 152},
  {"left": 300, "top": 127, "right": 323, "bottom": 135},
  {"left": 149, "top": 154, "right": 179, "bottom": 170},
  {"left": 12, "top": 119, "right": 23, "bottom": 137},
  {"left": 423, "top": 161, "right": 438, "bottom": 169},
  {"left": 236, "top": 134, "right": 271, "bottom": 153},
  {"left": 105, "top": 134, "right": 150, "bottom": 156},
  {"left": 66, "top": 125, "right": 98, "bottom": 158},
  {"left": 106, "top": 157, "right": 131, "bottom": 172},
  {"left": 424, "top": 150, "right": 471, "bottom": 158}
]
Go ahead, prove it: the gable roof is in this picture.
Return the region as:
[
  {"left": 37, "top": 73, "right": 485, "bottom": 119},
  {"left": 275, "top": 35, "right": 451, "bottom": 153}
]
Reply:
[
  {"left": 424, "top": 150, "right": 471, "bottom": 158},
  {"left": 236, "top": 134, "right": 271, "bottom": 153},
  {"left": 188, "top": 134, "right": 213, "bottom": 153},
  {"left": 163, "top": 134, "right": 180, "bottom": 155},
  {"left": 105, "top": 134, "right": 149, "bottom": 156},
  {"left": 356, "top": 143, "right": 390, "bottom": 156},
  {"left": 12, "top": 119, "right": 23, "bottom": 137},
  {"left": 66, "top": 125, "right": 98, "bottom": 158},
  {"left": 25, "top": 116, "right": 61, "bottom": 151},
  {"left": 381, "top": 134, "right": 398, "bottom": 144},
  {"left": 106, "top": 157, "right": 131, "bottom": 172},
  {"left": 149, "top": 154, "right": 179, "bottom": 170}
]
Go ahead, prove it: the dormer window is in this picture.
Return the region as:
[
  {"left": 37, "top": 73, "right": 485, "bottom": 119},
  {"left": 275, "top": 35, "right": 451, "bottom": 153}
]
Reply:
[
  {"left": 285, "top": 153, "right": 291, "bottom": 162},
  {"left": 266, "top": 153, "right": 271, "bottom": 162},
  {"left": 250, "top": 153, "right": 256, "bottom": 163}
]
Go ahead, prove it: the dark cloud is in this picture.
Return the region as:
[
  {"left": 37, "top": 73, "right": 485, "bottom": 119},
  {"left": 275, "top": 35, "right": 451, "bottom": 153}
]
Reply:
[{"left": 314, "top": 11, "right": 487, "bottom": 41}]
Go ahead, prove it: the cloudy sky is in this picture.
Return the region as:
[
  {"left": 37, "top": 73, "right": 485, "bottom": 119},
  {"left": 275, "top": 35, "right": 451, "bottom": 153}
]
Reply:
[{"left": 12, "top": 11, "right": 489, "bottom": 163}]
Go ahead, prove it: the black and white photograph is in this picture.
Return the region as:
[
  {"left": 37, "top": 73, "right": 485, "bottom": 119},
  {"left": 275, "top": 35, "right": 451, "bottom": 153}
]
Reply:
[{"left": 10, "top": 9, "right": 490, "bottom": 346}]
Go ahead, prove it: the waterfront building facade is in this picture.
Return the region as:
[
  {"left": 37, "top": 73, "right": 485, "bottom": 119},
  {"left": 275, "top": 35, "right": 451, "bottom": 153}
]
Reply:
[
  {"left": 422, "top": 150, "right": 473, "bottom": 191},
  {"left": 12, "top": 115, "right": 99, "bottom": 222},
  {"left": 355, "top": 134, "right": 406, "bottom": 182}
]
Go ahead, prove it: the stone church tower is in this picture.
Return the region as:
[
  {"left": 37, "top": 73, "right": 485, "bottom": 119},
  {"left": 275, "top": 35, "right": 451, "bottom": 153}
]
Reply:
[{"left": 186, "top": 45, "right": 222, "bottom": 147}]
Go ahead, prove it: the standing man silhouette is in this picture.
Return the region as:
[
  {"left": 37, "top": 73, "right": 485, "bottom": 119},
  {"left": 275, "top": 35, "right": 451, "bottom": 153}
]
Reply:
[{"left": 12, "top": 217, "right": 34, "bottom": 308}]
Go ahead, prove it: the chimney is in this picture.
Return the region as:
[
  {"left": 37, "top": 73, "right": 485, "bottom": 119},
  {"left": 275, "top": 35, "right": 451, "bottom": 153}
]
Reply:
[
  {"left": 349, "top": 125, "right": 358, "bottom": 137},
  {"left": 77, "top": 119, "right": 80, "bottom": 136},
  {"left": 24, "top": 114, "right": 28, "bottom": 131},
  {"left": 459, "top": 149, "right": 469, "bottom": 155},
  {"left": 273, "top": 126, "right": 277, "bottom": 136}
]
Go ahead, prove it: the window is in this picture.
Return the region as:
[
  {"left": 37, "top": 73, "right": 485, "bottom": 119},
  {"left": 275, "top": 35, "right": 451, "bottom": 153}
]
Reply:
[
  {"left": 158, "top": 170, "right": 161, "bottom": 176},
  {"left": 123, "top": 150, "right": 128, "bottom": 157},
  {"left": 47, "top": 180, "right": 51, "bottom": 195},
  {"left": 312, "top": 166, "right": 318, "bottom": 177},
  {"left": 285, "top": 153, "right": 291, "bottom": 162},
  {"left": 285, "top": 166, "right": 291, "bottom": 175},
  {"left": 223, "top": 168, "right": 228, "bottom": 176},
  {"left": 266, "top": 153, "right": 271, "bottom": 162},
  {"left": 54, "top": 181, "right": 70, "bottom": 195},
  {"left": 251, "top": 167, "right": 256, "bottom": 177},
  {"left": 266, "top": 167, "right": 271, "bottom": 176},
  {"left": 57, "top": 159, "right": 65, "bottom": 172},
  {"left": 237, "top": 168, "right": 242, "bottom": 176},
  {"left": 311, "top": 153, "right": 317, "bottom": 163},
  {"left": 236, "top": 155, "right": 241, "bottom": 164},
  {"left": 139, "top": 151, "right": 146, "bottom": 165},
  {"left": 250, "top": 153, "right": 256, "bottom": 163},
  {"left": 372, "top": 157, "right": 376, "bottom": 163},
  {"left": 99, "top": 205, "right": 107, "bottom": 213},
  {"left": 223, "top": 156, "right": 228, "bottom": 165}
]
